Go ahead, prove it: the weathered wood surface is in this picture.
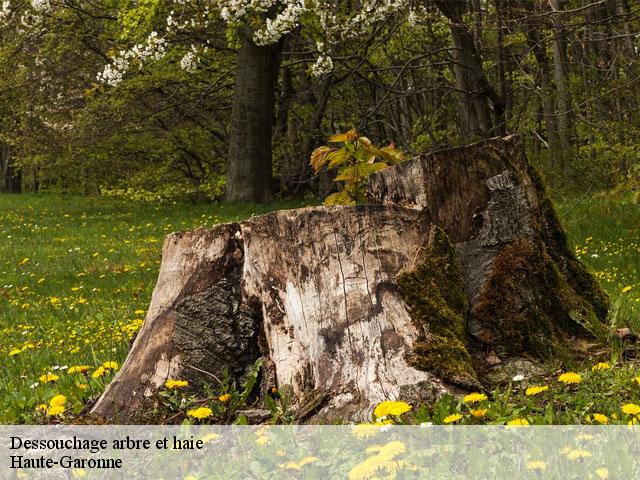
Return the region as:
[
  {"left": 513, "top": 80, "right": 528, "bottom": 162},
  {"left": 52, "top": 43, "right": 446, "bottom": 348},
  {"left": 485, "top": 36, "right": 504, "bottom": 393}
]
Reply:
[{"left": 92, "top": 135, "right": 607, "bottom": 421}]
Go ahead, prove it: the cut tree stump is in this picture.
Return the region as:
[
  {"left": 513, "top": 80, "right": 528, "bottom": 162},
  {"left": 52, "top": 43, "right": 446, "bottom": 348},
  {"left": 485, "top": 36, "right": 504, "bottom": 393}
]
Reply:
[{"left": 91, "top": 135, "right": 608, "bottom": 422}]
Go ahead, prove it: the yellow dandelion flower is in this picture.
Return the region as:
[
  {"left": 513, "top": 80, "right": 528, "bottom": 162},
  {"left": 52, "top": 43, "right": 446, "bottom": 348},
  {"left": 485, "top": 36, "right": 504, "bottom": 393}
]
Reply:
[
  {"left": 471, "top": 409, "right": 487, "bottom": 418},
  {"left": 39, "top": 373, "right": 59, "bottom": 383},
  {"left": 102, "top": 361, "right": 118, "bottom": 370},
  {"left": 9, "top": 349, "right": 22, "bottom": 357},
  {"left": 134, "top": 309, "right": 145, "bottom": 315},
  {"left": 91, "top": 367, "right": 106, "bottom": 378},
  {"left": 526, "top": 461, "right": 546, "bottom": 471},
  {"left": 352, "top": 423, "right": 381, "bottom": 439},
  {"left": 255, "top": 435, "right": 269, "bottom": 446},
  {"left": 525, "top": 385, "right": 549, "bottom": 396},
  {"left": 622, "top": 286, "right": 632, "bottom": 293},
  {"left": 566, "top": 449, "right": 591, "bottom": 460},
  {"left": 622, "top": 403, "right": 640, "bottom": 415},
  {"left": 463, "top": 392, "right": 487, "bottom": 403},
  {"left": 279, "top": 461, "right": 301, "bottom": 470},
  {"left": 558, "top": 372, "right": 582, "bottom": 384},
  {"left": 49, "top": 395, "right": 67, "bottom": 407},
  {"left": 443, "top": 413, "right": 463, "bottom": 424},
  {"left": 373, "top": 400, "right": 412, "bottom": 418},
  {"left": 67, "top": 365, "right": 89, "bottom": 374},
  {"left": 634, "top": 376, "right": 640, "bottom": 386},
  {"left": 218, "top": 393, "right": 231, "bottom": 403},
  {"left": 35, "top": 404, "right": 48, "bottom": 413},
  {"left": 596, "top": 467, "right": 608, "bottom": 479},
  {"left": 591, "top": 362, "right": 610, "bottom": 372},
  {"left": 506, "top": 418, "right": 529, "bottom": 426},
  {"left": 593, "top": 413, "right": 608, "bottom": 424},
  {"left": 186, "top": 407, "right": 213, "bottom": 420},
  {"left": 299, "top": 456, "right": 319, "bottom": 466},
  {"left": 47, "top": 405, "right": 66, "bottom": 416},
  {"left": 165, "top": 380, "right": 189, "bottom": 390},
  {"left": 72, "top": 469, "right": 87, "bottom": 479}
]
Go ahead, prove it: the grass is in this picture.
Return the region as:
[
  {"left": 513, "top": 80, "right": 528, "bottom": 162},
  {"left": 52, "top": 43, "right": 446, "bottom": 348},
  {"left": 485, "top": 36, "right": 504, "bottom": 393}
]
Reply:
[
  {"left": 0, "top": 191, "right": 638, "bottom": 424},
  {"left": 0, "top": 194, "right": 305, "bottom": 423}
]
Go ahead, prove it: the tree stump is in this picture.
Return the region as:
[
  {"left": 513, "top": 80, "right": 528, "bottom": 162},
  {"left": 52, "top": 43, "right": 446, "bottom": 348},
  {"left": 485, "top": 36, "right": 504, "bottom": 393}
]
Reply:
[{"left": 92, "top": 135, "right": 608, "bottom": 422}]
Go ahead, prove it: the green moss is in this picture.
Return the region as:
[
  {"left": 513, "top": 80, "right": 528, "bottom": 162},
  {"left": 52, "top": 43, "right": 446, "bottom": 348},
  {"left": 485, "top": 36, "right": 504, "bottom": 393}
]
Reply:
[
  {"left": 528, "top": 166, "right": 610, "bottom": 321},
  {"left": 397, "top": 226, "right": 478, "bottom": 388}
]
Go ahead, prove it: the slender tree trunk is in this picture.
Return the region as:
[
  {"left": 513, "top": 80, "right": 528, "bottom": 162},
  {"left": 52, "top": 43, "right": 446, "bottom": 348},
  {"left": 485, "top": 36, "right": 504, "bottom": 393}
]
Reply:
[
  {"left": 0, "top": 143, "right": 20, "bottom": 193},
  {"left": 550, "top": 0, "right": 573, "bottom": 171},
  {"left": 434, "top": 0, "right": 505, "bottom": 138},
  {"left": 226, "top": 29, "right": 282, "bottom": 202}
]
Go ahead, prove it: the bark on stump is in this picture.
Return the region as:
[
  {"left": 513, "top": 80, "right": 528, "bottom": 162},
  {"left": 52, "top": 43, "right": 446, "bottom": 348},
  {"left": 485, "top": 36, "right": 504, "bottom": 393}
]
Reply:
[{"left": 91, "top": 135, "right": 608, "bottom": 422}]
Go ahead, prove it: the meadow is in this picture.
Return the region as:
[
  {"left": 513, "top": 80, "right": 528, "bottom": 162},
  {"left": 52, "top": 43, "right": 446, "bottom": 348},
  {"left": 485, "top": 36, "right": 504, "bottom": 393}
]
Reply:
[{"left": 0, "top": 192, "right": 638, "bottom": 424}]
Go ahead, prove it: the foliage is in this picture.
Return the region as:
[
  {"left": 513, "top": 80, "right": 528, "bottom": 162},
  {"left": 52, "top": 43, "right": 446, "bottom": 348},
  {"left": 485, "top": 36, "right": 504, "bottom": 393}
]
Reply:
[{"left": 310, "top": 128, "right": 403, "bottom": 205}]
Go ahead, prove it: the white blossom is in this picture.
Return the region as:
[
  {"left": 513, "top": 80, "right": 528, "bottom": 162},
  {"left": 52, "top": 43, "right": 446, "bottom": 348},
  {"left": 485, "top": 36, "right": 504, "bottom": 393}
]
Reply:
[{"left": 30, "top": 0, "right": 51, "bottom": 12}]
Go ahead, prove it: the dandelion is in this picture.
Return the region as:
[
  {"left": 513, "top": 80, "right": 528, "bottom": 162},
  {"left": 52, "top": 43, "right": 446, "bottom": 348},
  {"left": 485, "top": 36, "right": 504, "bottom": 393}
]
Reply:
[
  {"left": 622, "top": 286, "right": 632, "bottom": 293},
  {"left": 35, "top": 404, "right": 48, "bottom": 413},
  {"left": 352, "top": 423, "right": 381, "bottom": 439},
  {"left": 443, "top": 413, "right": 463, "bottom": 424},
  {"left": 635, "top": 376, "right": 640, "bottom": 386},
  {"left": 186, "top": 407, "right": 213, "bottom": 420},
  {"left": 591, "top": 362, "right": 610, "bottom": 371},
  {"left": 621, "top": 403, "right": 640, "bottom": 415},
  {"left": 134, "top": 309, "right": 145, "bottom": 315},
  {"left": 373, "top": 400, "right": 412, "bottom": 418},
  {"left": 218, "top": 393, "right": 231, "bottom": 403},
  {"left": 471, "top": 409, "right": 487, "bottom": 418},
  {"left": 39, "top": 373, "right": 59, "bottom": 383},
  {"left": 102, "top": 361, "right": 118, "bottom": 370},
  {"left": 72, "top": 469, "right": 87, "bottom": 479},
  {"left": 255, "top": 435, "right": 269, "bottom": 446},
  {"left": 526, "top": 461, "right": 546, "bottom": 471},
  {"left": 91, "top": 367, "right": 106, "bottom": 378},
  {"left": 463, "top": 392, "right": 487, "bottom": 403},
  {"left": 592, "top": 413, "right": 608, "bottom": 424},
  {"left": 47, "top": 405, "right": 66, "bottom": 416},
  {"left": 525, "top": 385, "right": 549, "bottom": 396},
  {"left": 67, "top": 365, "right": 89, "bottom": 374},
  {"left": 9, "top": 349, "right": 22, "bottom": 357},
  {"left": 506, "top": 418, "right": 529, "bottom": 426},
  {"left": 565, "top": 449, "right": 591, "bottom": 460},
  {"left": 49, "top": 395, "right": 67, "bottom": 407},
  {"left": 165, "top": 380, "right": 188, "bottom": 390},
  {"left": 558, "top": 372, "right": 582, "bottom": 384},
  {"left": 595, "top": 467, "right": 608, "bottom": 479}
]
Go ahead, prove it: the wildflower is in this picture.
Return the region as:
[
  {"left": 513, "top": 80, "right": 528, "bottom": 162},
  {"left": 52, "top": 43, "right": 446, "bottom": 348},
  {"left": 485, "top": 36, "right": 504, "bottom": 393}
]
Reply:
[
  {"left": 9, "top": 349, "right": 22, "bottom": 357},
  {"left": 91, "top": 367, "right": 106, "bottom": 378},
  {"left": 471, "top": 409, "right": 487, "bottom": 418},
  {"left": 506, "top": 418, "right": 529, "bottom": 426},
  {"left": 565, "top": 449, "right": 591, "bottom": 460},
  {"left": 39, "top": 373, "right": 59, "bottom": 383},
  {"left": 67, "top": 365, "right": 89, "bottom": 374},
  {"left": 72, "top": 470, "right": 86, "bottom": 479},
  {"left": 35, "top": 404, "right": 48, "bottom": 413},
  {"left": 443, "top": 413, "right": 463, "bottom": 424},
  {"left": 592, "top": 413, "right": 608, "bottom": 424},
  {"left": 526, "top": 461, "right": 546, "bottom": 471},
  {"left": 102, "top": 361, "right": 118, "bottom": 370},
  {"left": 373, "top": 400, "right": 412, "bottom": 418},
  {"left": 186, "top": 407, "right": 213, "bottom": 420},
  {"left": 525, "top": 385, "right": 549, "bottom": 396},
  {"left": 621, "top": 403, "right": 640, "bottom": 415},
  {"left": 558, "top": 372, "right": 582, "bottom": 384},
  {"left": 622, "top": 286, "right": 632, "bottom": 293},
  {"left": 49, "top": 395, "right": 67, "bottom": 407},
  {"left": 165, "top": 380, "right": 188, "bottom": 390},
  {"left": 463, "top": 392, "right": 487, "bottom": 403},
  {"left": 299, "top": 457, "right": 319, "bottom": 466},
  {"left": 512, "top": 374, "right": 525, "bottom": 382},
  {"left": 134, "top": 309, "right": 145, "bottom": 315},
  {"left": 47, "top": 405, "right": 66, "bottom": 416},
  {"left": 218, "top": 393, "right": 231, "bottom": 403},
  {"left": 255, "top": 435, "right": 269, "bottom": 446},
  {"left": 591, "top": 362, "right": 610, "bottom": 371},
  {"left": 635, "top": 376, "right": 640, "bottom": 386},
  {"left": 352, "top": 423, "right": 381, "bottom": 439},
  {"left": 280, "top": 461, "right": 301, "bottom": 470},
  {"left": 596, "top": 467, "right": 608, "bottom": 479}
]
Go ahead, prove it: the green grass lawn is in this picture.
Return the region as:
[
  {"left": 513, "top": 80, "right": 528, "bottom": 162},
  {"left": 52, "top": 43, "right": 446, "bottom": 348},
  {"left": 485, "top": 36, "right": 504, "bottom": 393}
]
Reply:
[{"left": 0, "top": 192, "right": 637, "bottom": 424}]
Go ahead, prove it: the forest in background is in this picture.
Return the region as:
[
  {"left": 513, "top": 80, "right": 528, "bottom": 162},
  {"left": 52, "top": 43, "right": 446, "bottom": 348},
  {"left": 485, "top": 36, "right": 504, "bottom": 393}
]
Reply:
[{"left": 0, "top": 0, "right": 638, "bottom": 202}]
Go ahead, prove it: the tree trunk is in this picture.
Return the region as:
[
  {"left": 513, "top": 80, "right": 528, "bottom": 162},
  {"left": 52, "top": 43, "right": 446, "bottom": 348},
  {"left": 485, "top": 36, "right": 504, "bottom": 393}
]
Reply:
[
  {"left": 434, "top": 0, "right": 505, "bottom": 138},
  {"left": 225, "top": 29, "right": 282, "bottom": 203},
  {"left": 92, "top": 136, "right": 607, "bottom": 422},
  {"left": 0, "top": 143, "right": 20, "bottom": 193}
]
